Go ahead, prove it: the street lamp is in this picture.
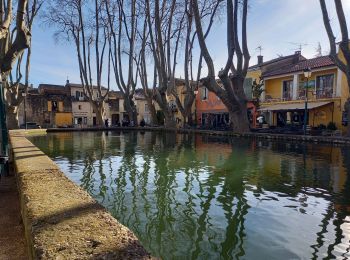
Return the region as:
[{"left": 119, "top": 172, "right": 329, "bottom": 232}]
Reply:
[
  {"left": 22, "top": 92, "right": 27, "bottom": 129},
  {"left": 303, "top": 68, "right": 312, "bottom": 135}
]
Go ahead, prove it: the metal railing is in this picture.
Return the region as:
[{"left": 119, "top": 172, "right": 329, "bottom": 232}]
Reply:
[{"left": 0, "top": 82, "right": 9, "bottom": 176}]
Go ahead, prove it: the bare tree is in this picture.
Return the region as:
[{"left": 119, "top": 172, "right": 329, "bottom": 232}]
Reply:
[
  {"left": 145, "top": 0, "right": 186, "bottom": 128},
  {"left": 46, "top": 0, "right": 109, "bottom": 127},
  {"left": 0, "top": 0, "right": 31, "bottom": 75},
  {"left": 4, "top": 0, "right": 43, "bottom": 129},
  {"left": 137, "top": 18, "right": 158, "bottom": 125},
  {"left": 319, "top": 0, "right": 350, "bottom": 136},
  {"left": 192, "top": 0, "right": 250, "bottom": 133},
  {"left": 171, "top": 0, "right": 222, "bottom": 127},
  {"left": 105, "top": 0, "right": 138, "bottom": 125}
]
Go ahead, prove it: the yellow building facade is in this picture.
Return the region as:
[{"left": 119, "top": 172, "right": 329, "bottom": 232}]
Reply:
[
  {"left": 256, "top": 54, "right": 348, "bottom": 133},
  {"left": 166, "top": 79, "right": 196, "bottom": 127}
]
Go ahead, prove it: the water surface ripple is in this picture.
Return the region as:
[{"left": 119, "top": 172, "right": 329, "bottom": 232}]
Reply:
[{"left": 29, "top": 131, "right": 350, "bottom": 259}]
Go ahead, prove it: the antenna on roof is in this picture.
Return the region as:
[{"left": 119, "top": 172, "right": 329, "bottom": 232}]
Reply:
[
  {"left": 256, "top": 46, "right": 263, "bottom": 56},
  {"left": 288, "top": 42, "right": 308, "bottom": 53}
]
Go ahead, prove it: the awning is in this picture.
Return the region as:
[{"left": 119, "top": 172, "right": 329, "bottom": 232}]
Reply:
[{"left": 259, "top": 101, "right": 333, "bottom": 112}]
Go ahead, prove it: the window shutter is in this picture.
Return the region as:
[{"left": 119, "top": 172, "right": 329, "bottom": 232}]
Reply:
[
  {"left": 201, "top": 87, "right": 207, "bottom": 100},
  {"left": 58, "top": 101, "right": 64, "bottom": 112},
  {"left": 48, "top": 101, "right": 52, "bottom": 112}
]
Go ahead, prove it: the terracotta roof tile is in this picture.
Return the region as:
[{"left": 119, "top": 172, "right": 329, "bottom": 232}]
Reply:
[{"left": 263, "top": 56, "right": 335, "bottom": 78}]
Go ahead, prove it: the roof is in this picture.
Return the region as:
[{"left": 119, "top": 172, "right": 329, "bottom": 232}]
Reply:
[
  {"left": 263, "top": 56, "right": 335, "bottom": 78},
  {"left": 108, "top": 90, "right": 123, "bottom": 99},
  {"left": 259, "top": 101, "right": 333, "bottom": 112},
  {"left": 249, "top": 52, "right": 306, "bottom": 71},
  {"left": 66, "top": 83, "right": 108, "bottom": 91},
  {"left": 38, "top": 84, "right": 68, "bottom": 95}
]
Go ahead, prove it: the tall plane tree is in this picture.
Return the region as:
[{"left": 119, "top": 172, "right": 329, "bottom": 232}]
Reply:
[
  {"left": 4, "top": 0, "right": 43, "bottom": 129},
  {"left": 105, "top": 0, "right": 138, "bottom": 125},
  {"left": 145, "top": 0, "right": 186, "bottom": 128},
  {"left": 137, "top": 18, "right": 158, "bottom": 125},
  {"left": 320, "top": 0, "right": 350, "bottom": 136},
  {"left": 0, "top": 0, "right": 30, "bottom": 76},
  {"left": 192, "top": 0, "right": 250, "bottom": 133},
  {"left": 172, "top": 0, "right": 222, "bottom": 127},
  {"left": 46, "top": 0, "right": 110, "bottom": 126}
]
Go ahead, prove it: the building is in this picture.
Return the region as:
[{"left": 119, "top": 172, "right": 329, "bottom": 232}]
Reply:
[
  {"left": 259, "top": 54, "right": 346, "bottom": 131},
  {"left": 106, "top": 90, "right": 125, "bottom": 126},
  {"left": 166, "top": 78, "right": 197, "bottom": 127},
  {"left": 19, "top": 84, "right": 72, "bottom": 128},
  {"left": 67, "top": 82, "right": 109, "bottom": 127},
  {"left": 195, "top": 77, "right": 260, "bottom": 129},
  {"left": 194, "top": 52, "right": 315, "bottom": 130}
]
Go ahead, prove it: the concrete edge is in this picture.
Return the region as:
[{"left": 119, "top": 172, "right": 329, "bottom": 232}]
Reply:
[{"left": 9, "top": 131, "right": 154, "bottom": 260}]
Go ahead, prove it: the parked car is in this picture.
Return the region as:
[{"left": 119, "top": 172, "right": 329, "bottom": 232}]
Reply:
[{"left": 20, "top": 122, "right": 41, "bottom": 129}]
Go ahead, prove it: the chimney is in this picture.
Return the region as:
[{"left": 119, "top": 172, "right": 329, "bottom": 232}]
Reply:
[
  {"left": 293, "top": 51, "right": 302, "bottom": 63},
  {"left": 258, "top": 55, "right": 263, "bottom": 65}
]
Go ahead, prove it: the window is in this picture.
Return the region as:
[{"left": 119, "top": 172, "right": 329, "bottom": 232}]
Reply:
[
  {"left": 201, "top": 87, "right": 208, "bottom": 100},
  {"left": 145, "top": 103, "right": 149, "bottom": 113},
  {"left": 282, "top": 80, "right": 293, "bottom": 101},
  {"left": 78, "top": 105, "right": 82, "bottom": 110},
  {"left": 52, "top": 101, "right": 58, "bottom": 112},
  {"left": 316, "top": 74, "right": 334, "bottom": 98},
  {"left": 75, "top": 91, "right": 80, "bottom": 99},
  {"left": 83, "top": 117, "right": 87, "bottom": 125}
]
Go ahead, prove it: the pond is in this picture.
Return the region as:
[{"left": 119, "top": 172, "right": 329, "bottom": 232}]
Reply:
[{"left": 28, "top": 131, "right": 350, "bottom": 259}]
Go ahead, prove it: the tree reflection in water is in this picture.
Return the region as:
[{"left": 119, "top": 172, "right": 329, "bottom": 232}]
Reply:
[{"left": 29, "top": 131, "right": 350, "bottom": 259}]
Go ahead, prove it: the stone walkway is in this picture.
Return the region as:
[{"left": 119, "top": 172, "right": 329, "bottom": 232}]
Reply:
[{"left": 0, "top": 172, "right": 28, "bottom": 260}]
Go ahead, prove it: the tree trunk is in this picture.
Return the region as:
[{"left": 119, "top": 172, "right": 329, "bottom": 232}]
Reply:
[
  {"left": 91, "top": 102, "right": 104, "bottom": 127},
  {"left": 228, "top": 105, "right": 249, "bottom": 133},
  {"left": 123, "top": 97, "right": 138, "bottom": 126},
  {"left": 147, "top": 98, "right": 158, "bottom": 125},
  {"left": 164, "top": 112, "right": 176, "bottom": 128},
  {"left": 186, "top": 115, "right": 193, "bottom": 127},
  {"left": 345, "top": 99, "right": 350, "bottom": 137},
  {"left": 6, "top": 105, "right": 19, "bottom": 129},
  {"left": 344, "top": 75, "right": 350, "bottom": 137}
]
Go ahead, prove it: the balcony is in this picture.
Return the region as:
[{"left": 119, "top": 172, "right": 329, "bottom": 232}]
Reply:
[
  {"left": 297, "top": 89, "right": 334, "bottom": 100},
  {"left": 263, "top": 89, "right": 335, "bottom": 105}
]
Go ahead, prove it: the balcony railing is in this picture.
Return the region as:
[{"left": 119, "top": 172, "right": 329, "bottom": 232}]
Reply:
[
  {"left": 264, "top": 89, "right": 335, "bottom": 103},
  {"left": 282, "top": 92, "right": 293, "bottom": 101}
]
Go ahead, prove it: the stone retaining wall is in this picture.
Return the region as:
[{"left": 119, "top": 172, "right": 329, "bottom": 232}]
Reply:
[{"left": 10, "top": 131, "right": 153, "bottom": 260}]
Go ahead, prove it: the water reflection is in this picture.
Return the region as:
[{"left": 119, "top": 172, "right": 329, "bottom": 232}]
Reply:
[{"left": 29, "top": 131, "right": 350, "bottom": 259}]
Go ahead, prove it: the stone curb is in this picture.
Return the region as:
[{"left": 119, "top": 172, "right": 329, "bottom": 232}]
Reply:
[{"left": 9, "top": 131, "right": 154, "bottom": 260}]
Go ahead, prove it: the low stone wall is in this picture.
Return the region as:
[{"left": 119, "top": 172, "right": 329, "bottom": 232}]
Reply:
[
  {"left": 47, "top": 127, "right": 350, "bottom": 146},
  {"left": 10, "top": 131, "right": 153, "bottom": 259}
]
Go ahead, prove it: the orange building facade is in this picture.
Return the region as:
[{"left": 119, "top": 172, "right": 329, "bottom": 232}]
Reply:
[{"left": 195, "top": 87, "right": 257, "bottom": 129}]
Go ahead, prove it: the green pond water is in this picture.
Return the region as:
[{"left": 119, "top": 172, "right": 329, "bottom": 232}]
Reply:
[{"left": 29, "top": 131, "right": 350, "bottom": 259}]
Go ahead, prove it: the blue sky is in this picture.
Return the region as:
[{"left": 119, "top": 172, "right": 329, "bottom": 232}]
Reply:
[{"left": 28, "top": 0, "right": 350, "bottom": 90}]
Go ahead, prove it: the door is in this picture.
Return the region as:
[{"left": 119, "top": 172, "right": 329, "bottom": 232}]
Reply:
[{"left": 112, "top": 114, "right": 120, "bottom": 125}]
